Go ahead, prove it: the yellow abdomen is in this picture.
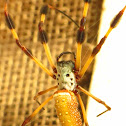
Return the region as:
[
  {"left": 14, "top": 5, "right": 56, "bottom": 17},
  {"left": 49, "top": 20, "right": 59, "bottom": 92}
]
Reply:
[{"left": 54, "top": 90, "right": 82, "bottom": 126}]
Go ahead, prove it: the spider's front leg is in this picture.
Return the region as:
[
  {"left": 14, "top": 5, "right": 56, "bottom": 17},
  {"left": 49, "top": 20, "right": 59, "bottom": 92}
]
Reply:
[
  {"left": 78, "top": 5, "right": 126, "bottom": 78},
  {"left": 4, "top": 1, "right": 56, "bottom": 79},
  {"left": 75, "top": 0, "right": 91, "bottom": 76}
]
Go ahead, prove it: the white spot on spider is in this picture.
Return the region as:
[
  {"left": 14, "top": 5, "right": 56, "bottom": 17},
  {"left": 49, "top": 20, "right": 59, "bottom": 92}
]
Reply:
[
  {"left": 54, "top": 92, "right": 71, "bottom": 100},
  {"left": 65, "top": 112, "right": 68, "bottom": 115},
  {"left": 68, "top": 120, "right": 71, "bottom": 123}
]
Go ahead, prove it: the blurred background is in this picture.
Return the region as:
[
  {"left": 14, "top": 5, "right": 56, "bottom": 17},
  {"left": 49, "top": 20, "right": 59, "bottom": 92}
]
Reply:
[
  {"left": 1, "top": 0, "right": 126, "bottom": 126},
  {"left": 87, "top": 0, "right": 126, "bottom": 126}
]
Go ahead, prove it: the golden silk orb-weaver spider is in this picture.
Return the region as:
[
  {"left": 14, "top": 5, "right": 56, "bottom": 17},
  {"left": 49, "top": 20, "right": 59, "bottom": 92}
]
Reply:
[{"left": 4, "top": 0, "right": 126, "bottom": 125}]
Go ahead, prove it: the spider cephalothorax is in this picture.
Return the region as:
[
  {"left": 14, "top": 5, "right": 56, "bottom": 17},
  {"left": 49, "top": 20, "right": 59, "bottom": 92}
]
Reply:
[{"left": 56, "top": 61, "right": 77, "bottom": 91}]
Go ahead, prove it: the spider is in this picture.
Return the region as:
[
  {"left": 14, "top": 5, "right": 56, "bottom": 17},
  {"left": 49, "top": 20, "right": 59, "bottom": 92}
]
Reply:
[{"left": 4, "top": 0, "right": 126, "bottom": 125}]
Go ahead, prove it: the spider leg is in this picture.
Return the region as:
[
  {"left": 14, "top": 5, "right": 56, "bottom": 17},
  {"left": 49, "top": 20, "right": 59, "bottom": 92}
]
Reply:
[
  {"left": 78, "top": 5, "right": 126, "bottom": 78},
  {"left": 76, "top": 93, "right": 89, "bottom": 126},
  {"left": 4, "top": 1, "right": 56, "bottom": 79},
  {"left": 39, "top": 5, "right": 57, "bottom": 73},
  {"left": 34, "top": 85, "right": 57, "bottom": 106},
  {"left": 77, "top": 85, "right": 111, "bottom": 116},
  {"left": 48, "top": 4, "right": 80, "bottom": 28},
  {"left": 21, "top": 95, "right": 54, "bottom": 126},
  {"left": 34, "top": 85, "right": 58, "bottom": 100},
  {"left": 75, "top": 0, "right": 91, "bottom": 72}
]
